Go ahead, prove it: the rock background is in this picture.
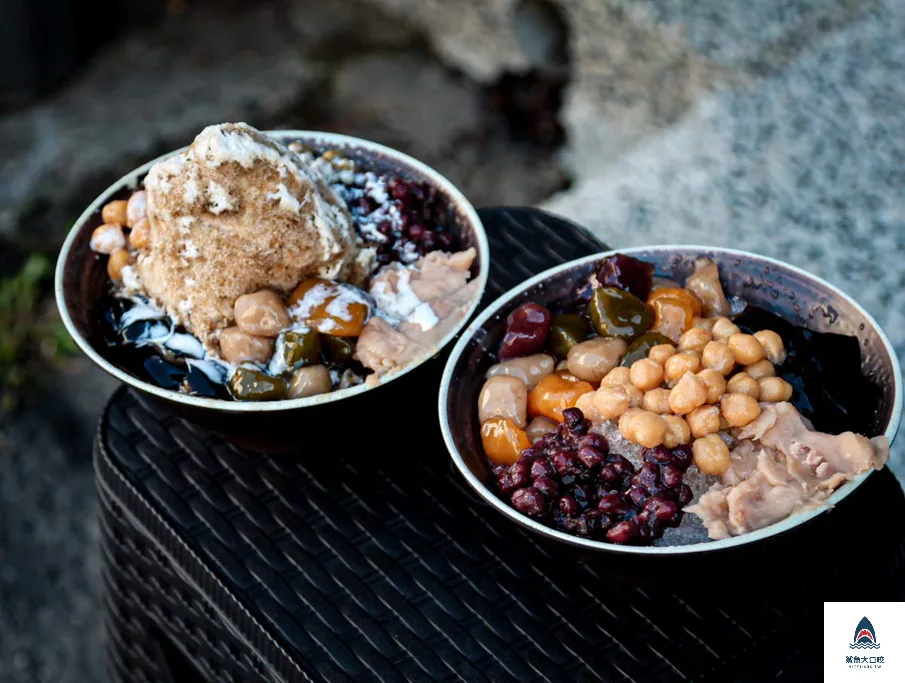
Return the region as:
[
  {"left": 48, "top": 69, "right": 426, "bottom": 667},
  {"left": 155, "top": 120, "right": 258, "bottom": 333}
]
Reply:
[{"left": 1, "top": 0, "right": 903, "bottom": 680}]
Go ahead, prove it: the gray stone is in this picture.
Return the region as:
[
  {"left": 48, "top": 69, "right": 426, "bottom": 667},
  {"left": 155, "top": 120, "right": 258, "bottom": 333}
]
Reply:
[
  {"left": 0, "top": 392, "right": 105, "bottom": 683},
  {"left": 0, "top": 0, "right": 320, "bottom": 247},
  {"left": 324, "top": 51, "right": 566, "bottom": 207},
  {"left": 356, "top": 0, "right": 892, "bottom": 182},
  {"left": 354, "top": 0, "right": 724, "bottom": 170},
  {"left": 286, "top": 0, "right": 417, "bottom": 54},
  {"left": 611, "top": 0, "right": 884, "bottom": 73},
  {"left": 355, "top": 0, "right": 529, "bottom": 81},
  {"left": 330, "top": 53, "right": 482, "bottom": 158}
]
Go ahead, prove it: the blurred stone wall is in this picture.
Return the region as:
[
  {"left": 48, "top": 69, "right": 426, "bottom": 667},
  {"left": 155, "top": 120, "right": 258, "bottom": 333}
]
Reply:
[
  {"left": 0, "top": 0, "right": 568, "bottom": 255},
  {"left": 0, "top": 1, "right": 568, "bottom": 680}
]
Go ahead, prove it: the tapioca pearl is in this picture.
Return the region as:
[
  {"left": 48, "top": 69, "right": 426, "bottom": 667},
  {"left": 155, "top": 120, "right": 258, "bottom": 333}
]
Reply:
[
  {"left": 287, "top": 364, "right": 333, "bottom": 399},
  {"left": 479, "top": 375, "right": 528, "bottom": 428},
  {"left": 219, "top": 326, "right": 273, "bottom": 364},
  {"left": 234, "top": 290, "right": 291, "bottom": 338}
]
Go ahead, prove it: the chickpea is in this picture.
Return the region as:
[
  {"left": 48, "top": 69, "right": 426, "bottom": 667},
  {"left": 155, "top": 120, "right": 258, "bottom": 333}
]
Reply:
[
  {"left": 720, "top": 393, "right": 761, "bottom": 427},
  {"left": 697, "top": 368, "right": 726, "bottom": 404},
  {"left": 618, "top": 408, "right": 644, "bottom": 438},
  {"left": 593, "top": 385, "right": 632, "bottom": 420},
  {"left": 678, "top": 327, "right": 712, "bottom": 353},
  {"left": 126, "top": 190, "right": 147, "bottom": 227},
  {"left": 287, "top": 364, "right": 332, "bottom": 399},
  {"left": 555, "top": 360, "right": 569, "bottom": 371},
  {"left": 629, "top": 358, "right": 664, "bottom": 392},
  {"left": 479, "top": 376, "right": 528, "bottom": 427},
  {"left": 726, "top": 372, "right": 760, "bottom": 399},
  {"left": 129, "top": 217, "right": 150, "bottom": 249},
  {"left": 234, "top": 290, "right": 291, "bottom": 338},
  {"left": 486, "top": 354, "right": 554, "bottom": 389},
  {"left": 107, "top": 248, "right": 132, "bottom": 281},
  {"left": 566, "top": 338, "right": 628, "bottom": 384},
  {"left": 526, "top": 416, "right": 557, "bottom": 443},
  {"left": 668, "top": 371, "right": 707, "bottom": 415},
  {"left": 701, "top": 341, "right": 736, "bottom": 376},
  {"left": 759, "top": 377, "right": 793, "bottom": 402},
  {"left": 686, "top": 405, "right": 721, "bottom": 438},
  {"left": 693, "top": 434, "right": 731, "bottom": 476},
  {"left": 641, "top": 388, "right": 672, "bottom": 414},
  {"left": 711, "top": 317, "right": 740, "bottom": 341},
  {"left": 102, "top": 199, "right": 129, "bottom": 226},
  {"left": 626, "top": 384, "right": 644, "bottom": 406},
  {"left": 693, "top": 316, "right": 716, "bottom": 330},
  {"left": 90, "top": 223, "right": 126, "bottom": 255},
  {"left": 745, "top": 358, "right": 775, "bottom": 380},
  {"left": 574, "top": 391, "right": 601, "bottom": 421},
  {"left": 601, "top": 366, "right": 632, "bottom": 387},
  {"left": 662, "top": 415, "right": 691, "bottom": 448},
  {"left": 727, "top": 333, "right": 765, "bottom": 365},
  {"left": 664, "top": 352, "right": 702, "bottom": 384},
  {"left": 753, "top": 329, "right": 787, "bottom": 364},
  {"left": 648, "top": 343, "right": 676, "bottom": 365},
  {"left": 219, "top": 326, "right": 273, "bottom": 364},
  {"left": 619, "top": 409, "right": 667, "bottom": 448}
]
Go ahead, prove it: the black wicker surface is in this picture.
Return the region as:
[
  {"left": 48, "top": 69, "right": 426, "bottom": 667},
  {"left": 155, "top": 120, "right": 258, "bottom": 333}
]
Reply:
[{"left": 95, "top": 208, "right": 905, "bottom": 683}]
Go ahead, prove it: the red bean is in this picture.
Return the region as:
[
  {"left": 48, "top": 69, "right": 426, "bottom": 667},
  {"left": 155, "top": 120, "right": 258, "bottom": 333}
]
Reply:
[
  {"left": 596, "top": 253, "right": 655, "bottom": 301},
  {"left": 499, "top": 302, "right": 552, "bottom": 359}
]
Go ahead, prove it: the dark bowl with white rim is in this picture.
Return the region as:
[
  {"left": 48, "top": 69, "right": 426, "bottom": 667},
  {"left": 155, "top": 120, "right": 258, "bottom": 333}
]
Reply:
[
  {"left": 55, "top": 130, "right": 489, "bottom": 450},
  {"left": 439, "top": 246, "right": 902, "bottom": 557}
]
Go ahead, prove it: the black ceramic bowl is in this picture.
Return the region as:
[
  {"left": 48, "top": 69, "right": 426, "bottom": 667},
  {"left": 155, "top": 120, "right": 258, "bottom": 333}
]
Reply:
[
  {"left": 56, "top": 131, "right": 489, "bottom": 450},
  {"left": 439, "top": 246, "right": 902, "bottom": 555}
]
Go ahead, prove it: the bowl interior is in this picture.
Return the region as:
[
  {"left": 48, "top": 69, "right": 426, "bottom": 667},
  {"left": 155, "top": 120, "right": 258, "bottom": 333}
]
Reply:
[
  {"left": 58, "top": 131, "right": 488, "bottom": 411},
  {"left": 442, "top": 246, "right": 901, "bottom": 553}
]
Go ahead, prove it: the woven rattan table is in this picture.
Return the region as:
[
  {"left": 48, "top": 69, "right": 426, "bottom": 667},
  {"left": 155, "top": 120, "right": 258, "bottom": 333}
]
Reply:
[{"left": 95, "top": 208, "right": 905, "bottom": 683}]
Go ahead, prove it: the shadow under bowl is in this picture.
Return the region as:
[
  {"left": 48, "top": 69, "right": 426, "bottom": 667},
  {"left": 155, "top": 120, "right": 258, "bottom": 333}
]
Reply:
[
  {"left": 440, "top": 246, "right": 902, "bottom": 556},
  {"left": 56, "top": 131, "right": 489, "bottom": 451}
]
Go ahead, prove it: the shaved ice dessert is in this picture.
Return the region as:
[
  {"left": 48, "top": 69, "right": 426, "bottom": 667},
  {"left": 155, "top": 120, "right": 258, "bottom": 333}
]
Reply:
[{"left": 89, "top": 123, "right": 480, "bottom": 401}]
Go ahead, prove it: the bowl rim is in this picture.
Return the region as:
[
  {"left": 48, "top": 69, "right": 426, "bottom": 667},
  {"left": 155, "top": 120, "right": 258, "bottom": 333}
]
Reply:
[
  {"left": 55, "top": 129, "right": 490, "bottom": 413},
  {"left": 438, "top": 245, "right": 903, "bottom": 555}
]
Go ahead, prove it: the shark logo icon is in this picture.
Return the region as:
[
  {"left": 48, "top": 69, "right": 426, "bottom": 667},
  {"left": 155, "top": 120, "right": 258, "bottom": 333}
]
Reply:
[{"left": 850, "top": 616, "right": 880, "bottom": 650}]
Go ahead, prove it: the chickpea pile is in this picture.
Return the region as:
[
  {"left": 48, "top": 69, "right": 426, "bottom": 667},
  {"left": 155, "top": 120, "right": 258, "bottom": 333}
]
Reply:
[
  {"left": 477, "top": 312, "right": 794, "bottom": 478},
  {"left": 90, "top": 192, "right": 149, "bottom": 282},
  {"left": 588, "top": 318, "right": 791, "bottom": 476}
]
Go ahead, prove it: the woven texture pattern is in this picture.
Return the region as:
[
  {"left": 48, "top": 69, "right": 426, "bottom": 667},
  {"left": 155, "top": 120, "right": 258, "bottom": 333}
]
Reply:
[{"left": 97, "top": 208, "right": 905, "bottom": 683}]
